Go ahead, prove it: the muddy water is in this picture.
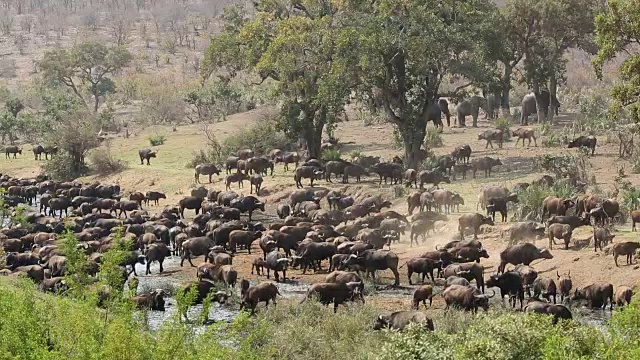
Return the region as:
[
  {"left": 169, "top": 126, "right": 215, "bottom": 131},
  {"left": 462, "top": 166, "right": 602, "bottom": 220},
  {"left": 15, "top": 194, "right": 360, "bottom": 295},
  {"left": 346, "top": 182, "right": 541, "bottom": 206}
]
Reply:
[{"left": 134, "top": 256, "right": 613, "bottom": 330}]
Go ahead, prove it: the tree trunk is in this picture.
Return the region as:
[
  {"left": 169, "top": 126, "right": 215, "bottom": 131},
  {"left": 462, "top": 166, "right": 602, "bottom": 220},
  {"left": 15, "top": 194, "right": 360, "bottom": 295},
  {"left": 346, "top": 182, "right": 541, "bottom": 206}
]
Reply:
[
  {"left": 533, "top": 85, "right": 546, "bottom": 124},
  {"left": 548, "top": 75, "right": 558, "bottom": 125},
  {"left": 400, "top": 119, "right": 427, "bottom": 170},
  {"left": 500, "top": 65, "right": 512, "bottom": 119},
  {"left": 93, "top": 92, "right": 100, "bottom": 113},
  {"left": 300, "top": 110, "right": 325, "bottom": 160}
]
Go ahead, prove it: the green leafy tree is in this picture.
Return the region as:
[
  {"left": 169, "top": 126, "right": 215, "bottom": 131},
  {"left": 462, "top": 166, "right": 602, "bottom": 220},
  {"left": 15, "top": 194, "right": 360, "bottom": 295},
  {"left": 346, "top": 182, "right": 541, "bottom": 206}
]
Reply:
[
  {"left": 515, "top": 0, "right": 598, "bottom": 123},
  {"left": 350, "top": 0, "right": 498, "bottom": 167},
  {"left": 39, "top": 42, "right": 132, "bottom": 113},
  {"left": 203, "top": 2, "right": 357, "bottom": 158},
  {"left": 594, "top": 0, "right": 640, "bottom": 123}
]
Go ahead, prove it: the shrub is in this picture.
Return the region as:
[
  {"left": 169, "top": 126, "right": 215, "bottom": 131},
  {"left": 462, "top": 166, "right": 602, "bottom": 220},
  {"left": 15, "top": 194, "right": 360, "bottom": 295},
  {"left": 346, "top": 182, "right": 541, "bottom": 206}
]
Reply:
[
  {"left": 41, "top": 152, "right": 88, "bottom": 181},
  {"left": 219, "top": 114, "right": 294, "bottom": 158},
  {"left": 350, "top": 150, "right": 362, "bottom": 159},
  {"left": 622, "top": 186, "right": 640, "bottom": 210},
  {"left": 393, "top": 185, "right": 406, "bottom": 198},
  {"left": 321, "top": 149, "right": 342, "bottom": 161},
  {"left": 495, "top": 117, "right": 512, "bottom": 141},
  {"left": 148, "top": 134, "right": 166, "bottom": 146},
  {"left": 424, "top": 126, "right": 443, "bottom": 148},
  {"left": 535, "top": 153, "right": 591, "bottom": 184},
  {"left": 513, "top": 183, "right": 554, "bottom": 221},
  {"left": 89, "top": 141, "right": 129, "bottom": 176}
]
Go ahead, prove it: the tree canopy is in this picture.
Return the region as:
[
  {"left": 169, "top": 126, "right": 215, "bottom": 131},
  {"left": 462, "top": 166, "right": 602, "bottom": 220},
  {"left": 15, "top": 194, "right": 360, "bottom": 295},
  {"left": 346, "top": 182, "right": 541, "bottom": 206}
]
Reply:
[
  {"left": 203, "top": 2, "right": 358, "bottom": 158},
  {"left": 39, "top": 42, "right": 132, "bottom": 113},
  {"left": 594, "top": 0, "right": 640, "bottom": 123}
]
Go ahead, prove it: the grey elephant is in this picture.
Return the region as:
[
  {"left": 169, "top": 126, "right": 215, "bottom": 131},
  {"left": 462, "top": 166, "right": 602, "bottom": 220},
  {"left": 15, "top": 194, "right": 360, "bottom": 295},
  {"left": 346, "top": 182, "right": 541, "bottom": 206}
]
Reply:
[
  {"left": 426, "top": 98, "right": 451, "bottom": 127},
  {"left": 455, "top": 96, "right": 488, "bottom": 127},
  {"left": 520, "top": 91, "right": 561, "bottom": 125}
]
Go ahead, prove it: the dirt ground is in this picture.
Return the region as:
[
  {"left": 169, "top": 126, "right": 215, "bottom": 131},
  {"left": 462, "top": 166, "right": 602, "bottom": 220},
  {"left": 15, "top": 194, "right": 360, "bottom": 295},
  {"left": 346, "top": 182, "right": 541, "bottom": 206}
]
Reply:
[{"left": 3, "top": 107, "right": 640, "bottom": 312}]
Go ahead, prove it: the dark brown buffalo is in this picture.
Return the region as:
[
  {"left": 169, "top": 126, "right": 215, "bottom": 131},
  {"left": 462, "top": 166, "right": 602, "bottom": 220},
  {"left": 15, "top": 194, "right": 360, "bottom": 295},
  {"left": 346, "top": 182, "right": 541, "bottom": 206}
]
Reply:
[
  {"left": 568, "top": 135, "right": 597, "bottom": 155},
  {"left": 373, "top": 311, "right": 434, "bottom": 331},
  {"left": 571, "top": 282, "right": 614, "bottom": 310},
  {"left": 546, "top": 215, "right": 590, "bottom": 231},
  {"left": 547, "top": 223, "right": 572, "bottom": 250},
  {"left": 443, "top": 284, "right": 495, "bottom": 312},
  {"left": 225, "top": 172, "right": 249, "bottom": 190},
  {"left": 405, "top": 169, "right": 418, "bottom": 188},
  {"left": 448, "top": 246, "right": 489, "bottom": 263},
  {"left": 294, "top": 166, "right": 324, "bottom": 188},
  {"left": 485, "top": 271, "right": 525, "bottom": 309},
  {"left": 194, "top": 164, "right": 221, "bottom": 183},
  {"left": 418, "top": 170, "right": 450, "bottom": 188},
  {"left": 145, "top": 191, "right": 166, "bottom": 206},
  {"left": 442, "top": 262, "right": 485, "bottom": 292},
  {"left": 432, "top": 189, "right": 464, "bottom": 214},
  {"left": 300, "top": 282, "right": 364, "bottom": 313},
  {"left": 402, "top": 257, "right": 440, "bottom": 284},
  {"left": 478, "top": 129, "right": 504, "bottom": 149},
  {"left": 178, "top": 196, "right": 202, "bottom": 218},
  {"left": 132, "top": 289, "right": 166, "bottom": 311},
  {"left": 458, "top": 213, "right": 494, "bottom": 240},
  {"left": 471, "top": 157, "right": 502, "bottom": 178},
  {"left": 138, "top": 149, "right": 156, "bottom": 165},
  {"left": 498, "top": 243, "right": 553, "bottom": 274},
  {"left": 275, "top": 152, "right": 300, "bottom": 171},
  {"left": 512, "top": 128, "right": 537, "bottom": 147},
  {"left": 368, "top": 163, "right": 402, "bottom": 185},
  {"left": 615, "top": 286, "right": 633, "bottom": 307},
  {"left": 557, "top": 271, "right": 573, "bottom": 303},
  {"left": 532, "top": 277, "right": 557, "bottom": 303},
  {"left": 342, "top": 250, "right": 400, "bottom": 286},
  {"left": 612, "top": 241, "right": 640, "bottom": 266},
  {"left": 240, "top": 279, "right": 280, "bottom": 315},
  {"left": 541, "top": 197, "right": 574, "bottom": 222},
  {"left": 593, "top": 226, "right": 615, "bottom": 252},
  {"left": 451, "top": 144, "right": 472, "bottom": 163},
  {"left": 5, "top": 145, "right": 22, "bottom": 159},
  {"left": 412, "top": 285, "right": 434, "bottom": 309},
  {"left": 514, "top": 264, "right": 538, "bottom": 296},
  {"left": 524, "top": 301, "right": 572, "bottom": 324}
]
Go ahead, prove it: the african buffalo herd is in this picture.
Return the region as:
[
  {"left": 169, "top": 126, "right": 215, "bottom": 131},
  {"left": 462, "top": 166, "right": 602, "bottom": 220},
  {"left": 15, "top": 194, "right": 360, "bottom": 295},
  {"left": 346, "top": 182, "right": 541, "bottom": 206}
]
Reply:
[{"left": 0, "top": 131, "right": 636, "bottom": 331}]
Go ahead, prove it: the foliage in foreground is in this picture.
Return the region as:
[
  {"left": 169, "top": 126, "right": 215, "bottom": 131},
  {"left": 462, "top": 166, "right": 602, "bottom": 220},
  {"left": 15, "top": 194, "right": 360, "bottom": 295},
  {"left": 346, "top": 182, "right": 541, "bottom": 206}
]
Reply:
[{"left": 3, "top": 269, "right": 640, "bottom": 360}]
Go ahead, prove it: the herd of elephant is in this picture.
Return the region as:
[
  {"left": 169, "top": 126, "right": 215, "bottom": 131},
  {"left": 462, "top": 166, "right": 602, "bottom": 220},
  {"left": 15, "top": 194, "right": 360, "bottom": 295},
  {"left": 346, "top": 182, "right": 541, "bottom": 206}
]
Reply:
[
  {"left": 426, "top": 91, "right": 560, "bottom": 128},
  {"left": 1, "top": 155, "right": 636, "bottom": 332}
]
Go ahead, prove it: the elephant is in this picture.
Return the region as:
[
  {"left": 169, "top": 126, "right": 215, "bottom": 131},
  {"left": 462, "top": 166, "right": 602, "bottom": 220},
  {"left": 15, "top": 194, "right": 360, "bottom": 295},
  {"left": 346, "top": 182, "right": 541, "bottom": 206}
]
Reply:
[
  {"left": 425, "top": 98, "right": 451, "bottom": 127},
  {"left": 455, "top": 96, "right": 487, "bottom": 127},
  {"left": 520, "top": 91, "right": 561, "bottom": 125},
  {"left": 485, "top": 94, "right": 499, "bottom": 120}
]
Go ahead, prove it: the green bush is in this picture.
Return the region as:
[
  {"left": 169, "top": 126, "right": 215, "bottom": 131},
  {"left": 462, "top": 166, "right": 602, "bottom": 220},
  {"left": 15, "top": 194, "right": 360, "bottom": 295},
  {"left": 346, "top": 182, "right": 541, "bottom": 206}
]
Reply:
[
  {"left": 41, "top": 152, "right": 88, "bottom": 181},
  {"left": 321, "top": 149, "right": 342, "bottom": 161},
  {"left": 424, "top": 126, "right": 444, "bottom": 148},
  {"left": 148, "top": 134, "right": 166, "bottom": 146},
  {"left": 381, "top": 311, "right": 603, "bottom": 360},
  {"left": 495, "top": 117, "right": 512, "bottom": 141},
  {"left": 219, "top": 116, "right": 294, "bottom": 158}
]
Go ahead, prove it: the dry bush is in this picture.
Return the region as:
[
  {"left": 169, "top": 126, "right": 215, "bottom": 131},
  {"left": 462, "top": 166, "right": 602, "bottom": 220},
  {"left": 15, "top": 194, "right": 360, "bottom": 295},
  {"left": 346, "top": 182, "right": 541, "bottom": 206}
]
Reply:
[
  {"left": 89, "top": 139, "right": 129, "bottom": 175},
  {"left": 0, "top": 59, "right": 17, "bottom": 79},
  {"left": 141, "top": 84, "right": 184, "bottom": 124}
]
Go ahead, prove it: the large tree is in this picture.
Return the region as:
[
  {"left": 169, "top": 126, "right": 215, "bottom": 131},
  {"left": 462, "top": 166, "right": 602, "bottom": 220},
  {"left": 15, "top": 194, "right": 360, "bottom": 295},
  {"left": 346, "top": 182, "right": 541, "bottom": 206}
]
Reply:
[
  {"left": 594, "top": 0, "right": 640, "bottom": 123},
  {"left": 515, "top": 0, "right": 598, "bottom": 123},
  {"left": 39, "top": 42, "right": 132, "bottom": 113},
  {"left": 349, "top": 0, "right": 498, "bottom": 167},
  {"left": 203, "top": 2, "right": 357, "bottom": 158}
]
